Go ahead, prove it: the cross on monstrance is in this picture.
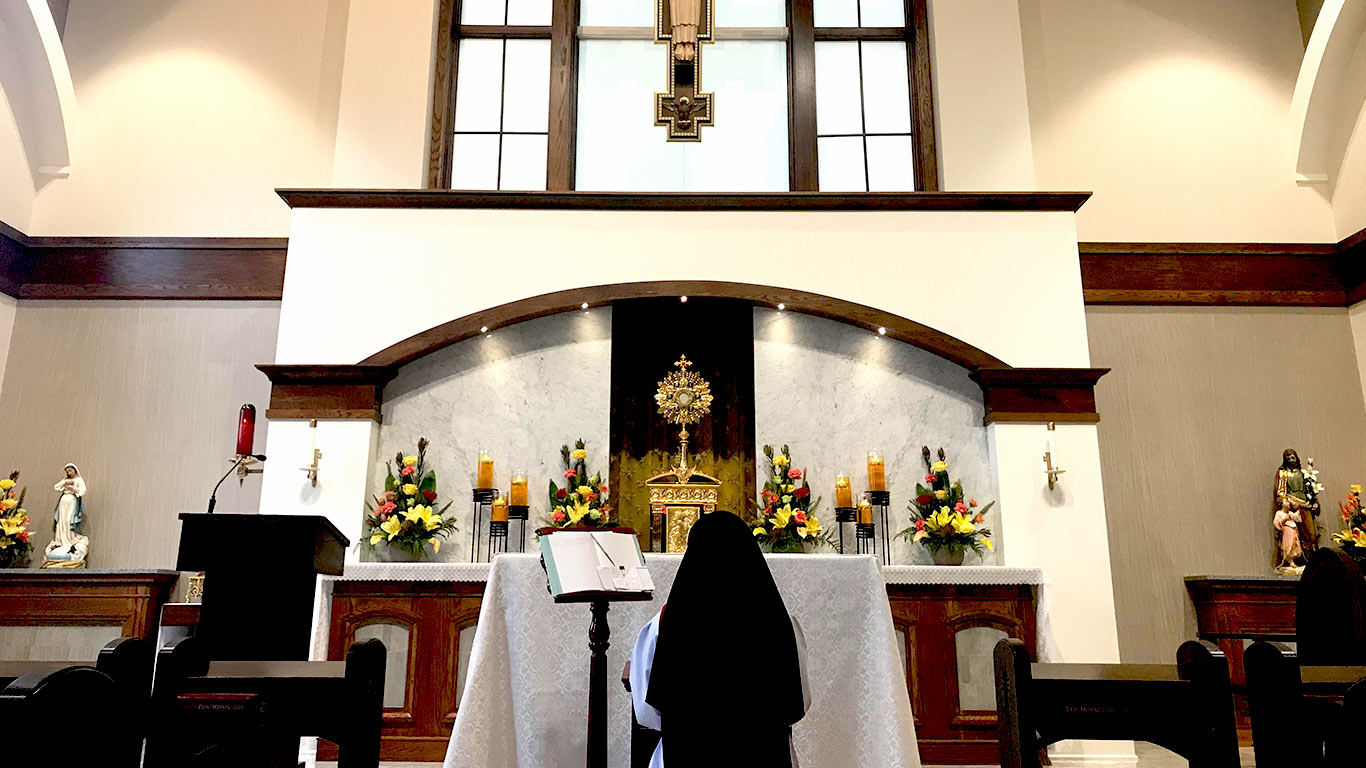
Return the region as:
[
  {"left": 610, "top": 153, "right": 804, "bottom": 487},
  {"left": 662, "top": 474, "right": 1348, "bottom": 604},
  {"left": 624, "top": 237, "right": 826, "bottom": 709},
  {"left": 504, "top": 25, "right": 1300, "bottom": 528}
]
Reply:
[{"left": 654, "top": 0, "right": 714, "bottom": 140}]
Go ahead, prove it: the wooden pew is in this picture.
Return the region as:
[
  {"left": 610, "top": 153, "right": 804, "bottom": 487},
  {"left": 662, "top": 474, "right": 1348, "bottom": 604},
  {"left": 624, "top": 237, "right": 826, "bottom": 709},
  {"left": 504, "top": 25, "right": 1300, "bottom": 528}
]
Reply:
[
  {"left": 145, "top": 634, "right": 385, "bottom": 768},
  {"left": 0, "top": 637, "right": 152, "bottom": 767},
  {"left": 1244, "top": 640, "right": 1366, "bottom": 767},
  {"left": 1296, "top": 548, "right": 1366, "bottom": 665},
  {"left": 994, "top": 638, "right": 1239, "bottom": 768}
]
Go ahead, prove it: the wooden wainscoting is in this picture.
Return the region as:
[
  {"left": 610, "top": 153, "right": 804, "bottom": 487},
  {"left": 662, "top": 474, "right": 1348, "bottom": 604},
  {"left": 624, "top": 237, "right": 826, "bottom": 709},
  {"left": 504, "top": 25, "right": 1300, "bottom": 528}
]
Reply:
[
  {"left": 320, "top": 580, "right": 485, "bottom": 762},
  {"left": 886, "top": 582, "right": 1038, "bottom": 765}
]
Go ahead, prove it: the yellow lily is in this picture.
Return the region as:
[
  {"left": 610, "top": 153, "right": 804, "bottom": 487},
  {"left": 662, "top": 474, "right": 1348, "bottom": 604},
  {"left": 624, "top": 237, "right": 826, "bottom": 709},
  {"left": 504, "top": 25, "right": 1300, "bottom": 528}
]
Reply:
[
  {"left": 404, "top": 505, "right": 442, "bottom": 531},
  {"left": 369, "top": 532, "right": 384, "bottom": 546},
  {"left": 1, "top": 498, "right": 15, "bottom": 510},
  {"left": 805, "top": 514, "right": 823, "bottom": 536},
  {"left": 567, "top": 500, "right": 592, "bottom": 524},
  {"left": 772, "top": 505, "right": 792, "bottom": 529},
  {"left": 983, "top": 537, "right": 994, "bottom": 552},
  {"left": 753, "top": 526, "right": 767, "bottom": 537},
  {"left": 0, "top": 517, "right": 20, "bottom": 536},
  {"left": 432, "top": 539, "right": 442, "bottom": 553},
  {"left": 951, "top": 514, "right": 976, "bottom": 535},
  {"left": 380, "top": 516, "right": 403, "bottom": 540}
]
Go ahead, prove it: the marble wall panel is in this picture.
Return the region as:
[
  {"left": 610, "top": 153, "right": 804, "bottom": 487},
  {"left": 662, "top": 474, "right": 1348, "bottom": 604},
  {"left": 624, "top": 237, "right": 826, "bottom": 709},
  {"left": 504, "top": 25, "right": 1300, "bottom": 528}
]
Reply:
[
  {"left": 374, "top": 309, "right": 612, "bottom": 561},
  {"left": 753, "top": 309, "right": 998, "bottom": 564}
]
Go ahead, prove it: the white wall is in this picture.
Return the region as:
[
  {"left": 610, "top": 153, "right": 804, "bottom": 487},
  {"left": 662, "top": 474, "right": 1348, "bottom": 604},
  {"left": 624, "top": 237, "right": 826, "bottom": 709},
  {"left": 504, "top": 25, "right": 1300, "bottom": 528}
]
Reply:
[
  {"left": 25, "top": 0, "right": 347, "bottom": 236},
  {"left": 1019, "top": 0, "right": 1338, "bottom": 242},
  {"left": 1331, "top": 21, "right": 1366, "bottom": 238},
  {"left": 0, "top": 86, "right": 34, "bottom": 229}
]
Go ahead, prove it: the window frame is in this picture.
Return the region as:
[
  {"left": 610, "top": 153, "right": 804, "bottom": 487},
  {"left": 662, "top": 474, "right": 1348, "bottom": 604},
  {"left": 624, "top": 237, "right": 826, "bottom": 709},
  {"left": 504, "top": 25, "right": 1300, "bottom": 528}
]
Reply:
[{"left": 427, "top": 0, "right": 937, "bottom": 191}]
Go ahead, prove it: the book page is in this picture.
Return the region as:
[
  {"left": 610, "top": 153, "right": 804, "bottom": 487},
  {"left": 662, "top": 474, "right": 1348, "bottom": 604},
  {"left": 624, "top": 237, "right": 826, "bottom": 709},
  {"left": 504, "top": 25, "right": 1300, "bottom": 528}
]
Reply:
[
  {"left": 545, "top": 531, "right": 650, "bottom": 595},
  {"left": 546, "top": 534, "right": 603, "bottom": 595}
]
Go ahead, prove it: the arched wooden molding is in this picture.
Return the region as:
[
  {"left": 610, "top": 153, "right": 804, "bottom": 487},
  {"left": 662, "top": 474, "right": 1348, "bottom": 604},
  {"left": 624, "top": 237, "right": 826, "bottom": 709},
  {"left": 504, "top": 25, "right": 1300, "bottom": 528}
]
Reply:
[{"left": 259, "top": 282, "right": 1108, "bottom": 424}]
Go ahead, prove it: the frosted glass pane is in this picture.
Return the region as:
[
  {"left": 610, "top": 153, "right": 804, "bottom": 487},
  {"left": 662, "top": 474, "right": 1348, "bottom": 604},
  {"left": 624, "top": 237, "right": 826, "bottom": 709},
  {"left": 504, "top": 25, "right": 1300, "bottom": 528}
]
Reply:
[
  {"left": 859, "top": 0, "right": 905, "bottom": 26},
  {"left": 576, "top": 40, "right": 788, "bottom": 191},
  {"left": 817, "top": 136, "right": 865, "bottom": 191},
  {"left": 955, "top": 626, "right": 1008, "bottom": 711},
  {"left": 718, "top": 0, "right": 786, "bottom": 27},
  {"left": 502, "top": 39, "right": 550, "bottom": 132},
  {"left": 815, "top": 42, "right": 862, "bottom": 135},
  {"left": 354, "top": 623, "right": 410, "bottom": 709},
  {"left": 860, "top": 42, "right": 911, "bottom": 133},
  {"left": 580, "top": 0, "right": 653, "bottom": 26},
  {"left": 814, "top": 0, "right": 858, "bottom": 27},
  {"left": 865, "top": 135, "right": 915, "bottom": 191},
  {"left": 454, "top": 40, "right": 504, "bottom": 132},
  {"left": 461, "top": 0, "right": 507, "bottom": 25},
  {"left": 456, "top": 624, "right": 478, "bottom": 704},
  {"left": 500, "top": 133, "right": 548, "bottom": 189},
  {"left": 451, "top": 134, "right": 501, "bottom": 189},
  {"left": 507, "top": 0, "right": 551, "bottom": 25},
  {"left": 895, "top": 628, "right": 908, "bottom": 679}
]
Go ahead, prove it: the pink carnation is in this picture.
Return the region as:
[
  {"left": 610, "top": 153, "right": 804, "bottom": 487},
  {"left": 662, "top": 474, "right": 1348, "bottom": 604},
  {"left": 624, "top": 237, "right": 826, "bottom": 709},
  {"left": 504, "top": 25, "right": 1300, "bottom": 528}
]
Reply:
[
  {"left": 924, "top": 474, "right": 936, "bottom": 483},
  {"left": 552, "top": 510, "right": 566, "bottom": 523},
  {"left": 793, "top": 511, "right": 807, "bottom": 524},
  {"left": 376, "top": 501, "right": 397, "bottom": 516},
  {"left": 400, "top": 465, "right": 416, "bottom": 477},
  {"left": 563, "top": 469, "right": 578, "bottom": 479},
  {"left": 787, "top": 468, "right": 803, "bottom": 480},
  {"left": 954, "top": 501, "right": 967, "bottom": 513}
]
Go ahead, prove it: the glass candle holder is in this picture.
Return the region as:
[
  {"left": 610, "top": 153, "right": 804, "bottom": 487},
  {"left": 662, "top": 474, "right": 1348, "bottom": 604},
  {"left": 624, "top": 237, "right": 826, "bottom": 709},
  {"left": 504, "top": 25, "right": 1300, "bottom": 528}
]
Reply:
[
  {"left": 858, "top": 494, "right": 874, "bottom": 525},
  {"left": 509, "top": 471, "right": 528, "bottom": 506},
  {"left": 835, "top": 473, "right": 853, "bottom": 509},
  {"left": 867, "top": 451, "right": 886, "bottom": 492},
  {"left": 476, "top": 450, "right": 495, "bottom": 489},
  {"left": 491, "top": 494, "right": 509, "bottom": 522}
]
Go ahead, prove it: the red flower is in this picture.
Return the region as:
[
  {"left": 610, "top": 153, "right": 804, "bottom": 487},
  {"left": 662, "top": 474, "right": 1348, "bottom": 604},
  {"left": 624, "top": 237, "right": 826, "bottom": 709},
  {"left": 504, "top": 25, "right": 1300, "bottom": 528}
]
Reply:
[
  {"left": 954, "top": 501, "right": 967, "bottom": 513},
  {"left": 915, "top": 494, "right": 932, "bottom": 506},
  {"left": 915, "top": 519, "right": 925, "bottom": 531},
  {"left": 384, "top": 491, "right": 396, "bottom": 502},
  {"left": 17, "top": 531, "right": 29, "bottom": 542},
  {"left": 423, "top": 490, "right": 438, "bottom": 503},
  {"left": 793, "top": 511, "right": 807, "bottom": 524},
  {"left": 794, "top": 487, "right": 810, "bottom": 498},
  {"left": 924, "top": 474, "right": 937, "bottom": 483},
  {"left": 552, "top": 510, "right": 566, "bottom": 523},
  {"left": 400, "top": 465, "right": 416, "bottom": 477},
  {"left": 376, "top": 501, "right": 397, "bottom": 516},
  {"left": 599, "top": 484, "right": 609, "bottom": 494},
  {"left": 787, "top": 468, "right": 803, "bottom": 480},
  {"left": 973, "top": 514, "right": 984, "bottom": 524},
  {"left": 969, "top": 498, "right": 978, "bottom": 508},
  {"left": 563, "top": 469, "right": 578, "bottom": 479},
  {"left": 555, "top": 488, "right": 568, "bottom": 499}
]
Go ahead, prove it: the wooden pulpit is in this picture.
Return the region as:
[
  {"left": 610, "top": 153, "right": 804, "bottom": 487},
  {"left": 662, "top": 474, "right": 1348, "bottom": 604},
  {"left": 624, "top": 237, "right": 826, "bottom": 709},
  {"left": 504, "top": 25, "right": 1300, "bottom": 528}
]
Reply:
[{"left": 177, "top": 513, "right": 347, "bottom": 660}]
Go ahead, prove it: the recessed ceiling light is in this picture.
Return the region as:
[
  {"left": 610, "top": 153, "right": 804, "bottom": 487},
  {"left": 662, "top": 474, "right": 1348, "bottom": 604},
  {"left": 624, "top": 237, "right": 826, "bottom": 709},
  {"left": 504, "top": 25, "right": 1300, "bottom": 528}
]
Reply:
[
  {"left": 581, "top": 302, "right": 589, "bottom": 310},
  {"left": 680, "top": 295, "right": 688, "bottom": 303},
  {"left": 877, "top": 327, "right": 887, "bottom": 335},
  {"left": 777, "top": 303, "right": 786, "bottom": 311},
  {"left": 480, "top": 326, "right": 489, "bottom": 333}
]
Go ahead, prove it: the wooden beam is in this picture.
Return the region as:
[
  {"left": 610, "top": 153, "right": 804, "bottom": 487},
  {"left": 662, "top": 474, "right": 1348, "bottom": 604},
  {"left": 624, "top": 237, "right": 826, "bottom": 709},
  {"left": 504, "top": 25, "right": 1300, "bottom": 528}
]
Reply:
[
  {"left": 256, "top": 365, "right": 397, "bottom": 421},
  {"left": 1079, "top": 242, "right": 1344, "bottom": 306},
  {"left": 969, "top": 367, "right": 1110, "bottom": 424}
]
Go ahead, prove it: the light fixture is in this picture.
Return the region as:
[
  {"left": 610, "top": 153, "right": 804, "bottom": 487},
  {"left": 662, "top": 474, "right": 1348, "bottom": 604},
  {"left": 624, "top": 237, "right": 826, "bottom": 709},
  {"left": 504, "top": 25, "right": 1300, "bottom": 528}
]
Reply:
[
  {"left": 680, "top": 295, "right": 688, "bottom": 303},
  {"left": 480, "top": 326, "right": 489, "bottom": 333},
  {"left": 877, "top": 327, "right": 887, "bottom": 336},
  {"left": 581, "top": 302, "right": 589, "bottom": 310},
  {"left": 777, "top": 303, "right": 786, "bottom": 311}
]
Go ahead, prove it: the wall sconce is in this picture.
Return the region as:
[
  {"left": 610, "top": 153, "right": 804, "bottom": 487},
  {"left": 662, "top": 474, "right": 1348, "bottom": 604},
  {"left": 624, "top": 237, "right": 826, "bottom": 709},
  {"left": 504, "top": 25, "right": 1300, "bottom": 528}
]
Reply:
[
  {"left": 300, "top": 419, "right": 322, "bottom": 487},
  {"left": 1043, "top": 421, "right": 1066, "bottom": 490}
]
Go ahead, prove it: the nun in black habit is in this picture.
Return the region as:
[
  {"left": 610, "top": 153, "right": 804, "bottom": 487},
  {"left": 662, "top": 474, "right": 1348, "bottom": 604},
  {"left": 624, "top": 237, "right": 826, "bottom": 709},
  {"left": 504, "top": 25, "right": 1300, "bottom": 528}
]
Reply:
[{"left": 629, "top": 511, "right": 811, "bottom": 767}]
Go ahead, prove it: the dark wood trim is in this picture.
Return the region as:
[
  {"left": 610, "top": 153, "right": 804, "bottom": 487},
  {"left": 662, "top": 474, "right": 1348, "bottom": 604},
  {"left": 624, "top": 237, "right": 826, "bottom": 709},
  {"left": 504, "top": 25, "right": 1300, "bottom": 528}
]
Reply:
[
  {"left": 0, "top": 220, "right": 29, "bottom": 297},
  {"left": 546, "top": 0, "right": 578, "bottom": 190},
  {"left": 428, "top": 0, "right": 460, "bottom": 189},
  {"left": 1079, "top": 242, "right": 1346, "bottom": 306},
  {"left": 256, "top": 365, "right": 398, "bottom": 421},
  {"left": 813, "top": 27, "right": 908, "bottom": 40},
  {"left": 908, "top": 0, "right": 938, "bottom": 191},
  {"left": 458, "top": 25, "right": 551, "bottom": 38},
  {"left": 276, "top": 188, "right": 1092, "bottom": 211},
  {"left": 1338, "top": 227, "right": 1366, "bottom": 305},
  {"left": 969, "top": 367, "right": 1109, "bottom": 424},
  {"left": 360, "top": 280, "right": 1009, "bottom": 370},
  {"left": 788, "top": 0, "right": 817, "bottom": 191},
  {"left": 0, "top": 570, "right": 180, "bottom": 644}
]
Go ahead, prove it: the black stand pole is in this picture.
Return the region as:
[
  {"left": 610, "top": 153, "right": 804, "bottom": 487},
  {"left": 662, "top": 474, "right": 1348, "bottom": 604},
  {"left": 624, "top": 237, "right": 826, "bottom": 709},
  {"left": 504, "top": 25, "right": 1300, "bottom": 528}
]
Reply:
[
  {"left": 471, "top": 489, "right": 495, "bottom": 562},
  {"left": 587, "top": 599, "right": 610, "bottom": 768},
  {"left": 870, "top": 491, "right": 891, "bottom": 565},
  {"left": 835, "top": 508, "right": 856, "bottom": 554},
  {"left": 509, "top": 505, "right": 528, "bottom": 552}
]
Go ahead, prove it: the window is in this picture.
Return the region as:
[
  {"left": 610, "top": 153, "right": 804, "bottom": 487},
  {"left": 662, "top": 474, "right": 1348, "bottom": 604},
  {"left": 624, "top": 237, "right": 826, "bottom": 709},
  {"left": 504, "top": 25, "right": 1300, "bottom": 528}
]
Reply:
[{"left": 429, "top": 0, "right": 935, "bottom": 191}]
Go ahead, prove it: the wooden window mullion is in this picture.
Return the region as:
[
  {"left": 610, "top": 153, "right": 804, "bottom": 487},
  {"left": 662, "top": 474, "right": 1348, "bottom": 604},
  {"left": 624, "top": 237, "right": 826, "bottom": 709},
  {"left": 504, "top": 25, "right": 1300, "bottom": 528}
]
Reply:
[
  {"left": 788, "top": 0, "right": 818, "bottom": 190},
  {"left": 546, "top": 0, "right": 580, "bottom": 190},
  {"left": 907, "top": 0, "right": 937, "bottom": 190}
]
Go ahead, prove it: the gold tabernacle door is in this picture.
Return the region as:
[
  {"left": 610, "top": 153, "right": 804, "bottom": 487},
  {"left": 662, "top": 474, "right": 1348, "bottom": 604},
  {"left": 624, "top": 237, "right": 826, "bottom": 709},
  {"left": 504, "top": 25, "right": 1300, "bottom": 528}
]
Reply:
[{"left": 646, "top": 468, "right": 720, "bottom": 553}]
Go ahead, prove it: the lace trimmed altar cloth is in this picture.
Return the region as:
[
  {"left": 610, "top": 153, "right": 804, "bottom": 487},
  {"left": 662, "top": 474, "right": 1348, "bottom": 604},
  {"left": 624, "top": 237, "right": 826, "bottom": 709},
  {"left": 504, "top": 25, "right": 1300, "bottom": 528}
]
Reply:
[{"left": 442, "top": 553, "right": 922, "bottom": 768}]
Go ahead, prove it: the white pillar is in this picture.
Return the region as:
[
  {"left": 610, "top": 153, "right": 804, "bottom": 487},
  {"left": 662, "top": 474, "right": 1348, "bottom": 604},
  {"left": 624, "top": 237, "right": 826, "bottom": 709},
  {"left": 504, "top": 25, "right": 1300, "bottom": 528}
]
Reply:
[{"left": 260, "top": 418, "right": 379, "bottom": 562}]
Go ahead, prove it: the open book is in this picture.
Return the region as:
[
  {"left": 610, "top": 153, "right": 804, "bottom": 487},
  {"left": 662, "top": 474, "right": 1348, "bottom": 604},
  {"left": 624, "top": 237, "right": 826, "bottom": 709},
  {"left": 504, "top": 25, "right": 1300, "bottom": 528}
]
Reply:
[{"left": 540, "top": 530, "right": 654, "bottom": 597}]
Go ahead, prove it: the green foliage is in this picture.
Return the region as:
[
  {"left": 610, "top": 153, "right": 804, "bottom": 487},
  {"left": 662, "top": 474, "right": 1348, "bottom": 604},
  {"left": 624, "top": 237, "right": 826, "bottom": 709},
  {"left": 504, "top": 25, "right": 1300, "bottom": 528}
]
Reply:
[
  {"left": 752, "top": 444, "right": 832, "bottom": 550},
  {"left": 364, "top": 437, "right": 458, "bottom": 558},
  {"left": 547, "top": 439, "right": 612, "bottom": 527},
  {"left": 895, "top": 446, "right": 994, "bottom": 556}
]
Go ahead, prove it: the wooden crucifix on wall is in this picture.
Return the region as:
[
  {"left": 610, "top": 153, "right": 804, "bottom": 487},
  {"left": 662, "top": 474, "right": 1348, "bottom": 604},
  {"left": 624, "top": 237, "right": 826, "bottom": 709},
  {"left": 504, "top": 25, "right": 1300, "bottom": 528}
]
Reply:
[{"left": 655, "top": 0, "right": 714, "bottom": 140}]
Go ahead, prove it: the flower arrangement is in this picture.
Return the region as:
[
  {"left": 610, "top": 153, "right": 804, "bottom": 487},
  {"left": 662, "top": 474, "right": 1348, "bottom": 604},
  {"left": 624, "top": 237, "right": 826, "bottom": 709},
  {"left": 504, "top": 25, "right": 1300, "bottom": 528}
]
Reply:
[
  {"left": 364, "top": 438, "right": 457, "bottom": 557},
  {"left": 0, "top": 472, "right": 31, "bottom": 569},
  {"left": 751, "top": 444, "right": 827, "bottom": 552},
  {"left": 897, "top": 447, "right": 994, "bottom": 561},
  {"left": 1332, "top": 484, "right": 1366, "bottom": 562},
  {"left": 547, "top": 439, "right": 612, "bottom": 527}
]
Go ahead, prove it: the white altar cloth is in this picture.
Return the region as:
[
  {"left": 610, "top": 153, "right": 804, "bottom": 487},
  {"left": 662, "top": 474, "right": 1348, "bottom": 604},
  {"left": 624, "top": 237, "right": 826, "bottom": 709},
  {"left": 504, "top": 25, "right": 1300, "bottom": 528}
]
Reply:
[{"left": 442, "top": 553, "right": 922, "bottom": 768}]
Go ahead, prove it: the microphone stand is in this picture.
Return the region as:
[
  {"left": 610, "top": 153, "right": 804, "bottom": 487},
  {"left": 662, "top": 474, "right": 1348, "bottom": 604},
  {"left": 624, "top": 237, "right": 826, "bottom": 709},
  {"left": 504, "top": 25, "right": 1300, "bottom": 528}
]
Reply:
[{"left": 207, "top": 456, "right": 248, "bottom": 514}]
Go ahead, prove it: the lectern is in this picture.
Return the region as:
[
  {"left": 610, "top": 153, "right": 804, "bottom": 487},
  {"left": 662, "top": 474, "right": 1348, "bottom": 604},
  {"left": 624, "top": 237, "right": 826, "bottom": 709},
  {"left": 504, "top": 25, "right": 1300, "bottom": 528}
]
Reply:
[{"left": 177, "top": 513, "right": 347, "bottom": 660}]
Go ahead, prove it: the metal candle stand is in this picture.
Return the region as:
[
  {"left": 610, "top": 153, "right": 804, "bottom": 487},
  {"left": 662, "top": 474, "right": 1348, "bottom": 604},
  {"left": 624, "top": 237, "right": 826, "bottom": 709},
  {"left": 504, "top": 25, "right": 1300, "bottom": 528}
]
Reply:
[
  {"left": 870, "top": 491, "right": 891, "bottom": 565},
  {"left": 488, "top": 520, "right": 509, "bottom": 557},
  {"left": 470, "top": 488, "right": 495, "bottom": 562},
  {"left": 508, "top": 505, "right": 529, "bottom": 552},
  {"left": 835, "top": 508, "right": 856, "bottom": 554},
  {"left": 855, "top": 522, "right": 876, "bottom": 555}
]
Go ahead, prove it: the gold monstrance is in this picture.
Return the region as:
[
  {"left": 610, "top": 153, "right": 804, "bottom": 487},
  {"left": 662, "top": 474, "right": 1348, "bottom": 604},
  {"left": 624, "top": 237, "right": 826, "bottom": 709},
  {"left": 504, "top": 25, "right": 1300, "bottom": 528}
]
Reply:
[{"left": 648, "top": 356, "right": 721, "bottom": 551}]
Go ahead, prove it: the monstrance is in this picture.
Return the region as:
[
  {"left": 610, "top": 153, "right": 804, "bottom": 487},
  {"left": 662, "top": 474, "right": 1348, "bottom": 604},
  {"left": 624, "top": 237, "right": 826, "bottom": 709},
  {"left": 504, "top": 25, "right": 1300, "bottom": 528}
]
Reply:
[{"left": 647, "top": 355, "right": 721, "bottom": 552}]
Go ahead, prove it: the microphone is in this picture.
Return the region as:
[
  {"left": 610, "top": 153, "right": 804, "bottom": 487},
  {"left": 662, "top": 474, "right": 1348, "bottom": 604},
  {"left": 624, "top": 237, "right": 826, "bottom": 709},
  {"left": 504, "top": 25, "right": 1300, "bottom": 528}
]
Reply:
[{"left": 206, "top": 455, "right": 268, "bottom": 514}]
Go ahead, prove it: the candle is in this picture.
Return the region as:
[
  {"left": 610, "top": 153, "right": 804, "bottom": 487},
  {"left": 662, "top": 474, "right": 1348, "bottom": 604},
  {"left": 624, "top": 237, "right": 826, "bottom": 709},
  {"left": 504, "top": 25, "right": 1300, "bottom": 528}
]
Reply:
[
  {"left": 510, "top": 471, "right": 528, "bottom": 506},
  {"left": 491, "top": 494, "right": 508, "bottom": 522},
  {"left": 476, "top": 450, "right": 494, "bottom": 489},
  {"left": 835, "top": 474, "right": 853, "bottom": 509},
  {"left": 867, "top": 451, "right": 886, "bottom": 492},
  {"left": 858, "top": 496, "right": 874, "bottom": 525},
  {"left": 235, "top": 404, "right": 256, "bottom": 457}
]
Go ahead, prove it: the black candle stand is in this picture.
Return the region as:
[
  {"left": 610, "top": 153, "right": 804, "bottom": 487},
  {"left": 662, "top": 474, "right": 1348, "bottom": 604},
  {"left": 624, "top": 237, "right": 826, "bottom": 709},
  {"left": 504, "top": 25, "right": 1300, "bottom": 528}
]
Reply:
[
  {"left": 869, "top": 491, "right": 891, "bottom": 565},
  {"left": 470, "top": 488, "right": 495, "bottom": 562},
  {"left": 508, "top": 505, "right": 529, "bottom": 553},
  {"left": 855, "top": 522, "right": 876, "bottom": 556},
  {"left": 835, "top": 508, "right": 856, "bottom": 554},
  {"left": 488, "top": 520, "right": 510, "bottom": 557}
]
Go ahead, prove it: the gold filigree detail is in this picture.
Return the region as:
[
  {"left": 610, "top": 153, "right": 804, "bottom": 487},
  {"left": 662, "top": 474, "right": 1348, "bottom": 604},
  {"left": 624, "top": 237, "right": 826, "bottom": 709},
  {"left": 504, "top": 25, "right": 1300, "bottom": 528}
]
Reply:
[{"left": 654, "top": 355, "right": 713, "bottom": 426}]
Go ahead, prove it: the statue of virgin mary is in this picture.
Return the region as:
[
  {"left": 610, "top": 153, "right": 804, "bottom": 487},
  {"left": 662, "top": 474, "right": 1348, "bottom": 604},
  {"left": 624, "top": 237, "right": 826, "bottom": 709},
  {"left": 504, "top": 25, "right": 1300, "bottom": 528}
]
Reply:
[{"left": 42, "top": 463, "right": 88, "bottom": 568}]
